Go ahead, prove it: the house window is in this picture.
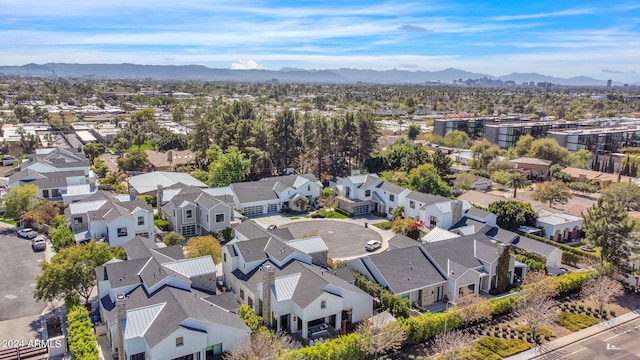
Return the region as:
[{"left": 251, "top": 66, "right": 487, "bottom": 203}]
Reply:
[
  {"left": 186, "top": 209, "right": 193, "bottom": 219},
  {"left": 409, "top": 201, "right": 415, "bottom": 209},
  {"left": 52, "top": 189, "right": 61, "bottom": 198},
  {"left": 240, "top": 289, "right": 245, "bottom": 300},
  {"left": 307, "top": 185, "right": 310, "bottom": 191},
  {"left": 223, "top": 253, "right": 227, "bottom": 262},
  {"left": 176, "top": 336, "right": 184, "bottom": 347},
  {"left": 345, "top": 186, "right": 350, "bottom": 197},
  {"left": 137, "top": 216, "right": 144, "bottom": 225},
  {"left": 216, "top": 213, "right": 225, "bottom": 223},
  {"left": 321, "top": 300, "right": 326, "bottom": 309},
  {"left": 130, "top": 352, "right": 145, "bottom": 360},
  {"left": 74, "top": 217, "right": 83, "bottom": 225},
  {"left": 389, "top": 194, "right": 395, "bottom": 202},
  {"left": 365, "top": 190, "right": 371, "bottom": 197},
  {"left": 42, "top": 189, "right": 50, "bottom": 198},
  {"left": 117, "top": 227, "right": 127, "bottom": 237},
  {"left": 248, "top": 297, "right": 253, "bottom": 308}
]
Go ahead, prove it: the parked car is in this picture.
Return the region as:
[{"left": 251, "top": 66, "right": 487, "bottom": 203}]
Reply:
[
  {"left": 0, "top": 155, "right": 17, "bottom": 166},
  {"left": 267, "top": 224, "right": 278, "bottom": 230},
  {"left": 32, "top": 236, "right": 47, "bottom": 251},
  {"left": 18, "top": 228, "right": 38, "bottom": 239},
  {"left": 365, "top": 240, "right": 382, "bottom": 251}
]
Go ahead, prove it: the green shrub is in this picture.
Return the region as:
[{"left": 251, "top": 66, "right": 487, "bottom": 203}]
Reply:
[
  {"left": 578, "top": 305, "right": 585, "bottom": 311},
  {"left": 221, "top": 227, "right": 233, "bottom": 242},
  {"left": 334, "top": 207, "right": 354, "bottom": 218},
  {"left": 154, "top": 219, "right": 170, "bottom": 231},
  {"left": 67, "top": 306, "right": 99, "bottom": 360},
  {"left": 477, "top": 337, "right": 530, "bottom": 357},
  {"left": 611, "top": 310, "right": 616, "bottom": 317},
  {"left": 489, "top": 295, "right": 520, "bottom": 315},
  {"left": 352, "top": 272, "right": 410, "bottom": 318},
  {"left": 559, "top": 312, "right": 599, "bottom": 331},
  {"left": 162, "top": 231, "right": 184, "bottom": 246},
  {"left": 284, "top": 333, "right": 365, "bottom": 360},
  {"left": 399, "top": 311, "right": 463, "bottom": 345},
  {"left": 373, "top": 221, "right": 393, "bottom": 230}
]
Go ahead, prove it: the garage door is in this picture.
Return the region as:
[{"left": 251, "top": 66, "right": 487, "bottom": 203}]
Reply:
[
  {"left": 353, "top": 204, "right": 369, "bottom": 215},
  {"left": 181, "top": 224, "right": 196, "bottom": 237},
  {"left": 243, "top": 205, "right": 264, "bottom": 216},
  {"left": 267, "top": 203, "right": 278, "bottom": 213}
]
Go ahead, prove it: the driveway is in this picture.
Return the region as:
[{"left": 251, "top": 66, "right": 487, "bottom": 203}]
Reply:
[
  {"left": 0, "top": 226, "right": 46, "bottom": 321},
  {"left": 279, "top": 219, "right": 384, "bottom": 260}
]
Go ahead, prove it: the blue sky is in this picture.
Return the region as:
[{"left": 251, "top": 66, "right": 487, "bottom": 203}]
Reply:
[{"left": 1, "top": 0, "right": 639, "bottom": 81}]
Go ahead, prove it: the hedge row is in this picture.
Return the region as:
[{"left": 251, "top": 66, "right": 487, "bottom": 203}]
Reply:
[
  {"left": 558, "top": 312, "right": 599, "bottom": 331},
  {"left": 516, "top": 232, "right": 599, "bottom": 262},
  {"left": 399, "top": 311, "right": 463, "bottom": 345},
  {"left": 67, "top": 305, "right": 99, "bottom": 360},
  {"left": 334, "top": 207, "right": 354, "bottom": 218},
  {"left": 477, "top": 337, "right": 530, "bottom": 358},
  {"left": 154, "top": 219, "right": 170, "bottom": 231},
  {"left": 352, "top": 272, "right": 411, "bottom": 318},
  {"left": 284, "top": 333, "right": 365, "bottom": 360}
]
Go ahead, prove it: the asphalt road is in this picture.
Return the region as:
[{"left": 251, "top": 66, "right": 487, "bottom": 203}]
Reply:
[
  {"left": 0, "top": 227, "right": 46, "bottom": 321},
  {"left": 280, "top": 219, "right": 383, "bottom": 259},
  {"left": 549, "top": 317, "right": 640, "bottom": 360}
]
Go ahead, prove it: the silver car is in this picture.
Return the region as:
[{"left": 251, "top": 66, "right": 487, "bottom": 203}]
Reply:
[
  {"left": 32, "top": 236, "right": 47, "bottom": 251},
  {"left": 18, "top": 228, "right": 38, "bottom": 239}
]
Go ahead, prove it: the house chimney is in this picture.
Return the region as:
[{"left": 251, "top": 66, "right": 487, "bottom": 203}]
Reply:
[
  {"left": 115, "top": 293, "right": 126, "bottom": 360},
  {"left": 451, "top": 200, "right": 463, "bottom": 225},
  {"left": 261, "top": 264, "right": 276, "bottom": 326},
  {"left": 156, "top": 184, "right": 163, "bottom": 214},
  {"left": 473, "top": 239, "right": 477, "bottom": 258}
]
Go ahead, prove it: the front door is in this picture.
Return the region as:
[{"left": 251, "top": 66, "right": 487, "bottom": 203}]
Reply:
[{"left": 280, "top": 314, "right": 291, "bottom": 333}]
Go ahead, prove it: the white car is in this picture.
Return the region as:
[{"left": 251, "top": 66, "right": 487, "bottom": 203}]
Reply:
[
  {"left": 365, "top": 240, "right": 382, "bottom": 251},
  {"left": 32, "top": 236, "right": 47, "bottom": 251},
  {"left": 18, "top": 228, "right": 38, "bottom": 239}
]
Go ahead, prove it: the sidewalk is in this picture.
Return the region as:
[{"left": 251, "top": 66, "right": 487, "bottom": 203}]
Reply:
[{"left": 506, "top": 308, "right": 640, "bottom": 359}]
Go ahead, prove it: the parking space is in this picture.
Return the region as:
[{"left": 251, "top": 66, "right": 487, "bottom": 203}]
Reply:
[
  {"left": 280, "top": 220, "right": 383, "bottom": 260},
  {"left": 0, "top": 226, "right": 47, "bottom": 321}
]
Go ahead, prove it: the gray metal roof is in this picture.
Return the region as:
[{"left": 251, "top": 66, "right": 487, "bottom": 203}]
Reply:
[
  {"left": 286, "top": 236, "right": 329, "bottom": 254},
  {"left": 129, "top": 172, "right": 207, "bottom": 194},
  {"left": 273, "top": 273, "right": 301, "bottom": 301},
  {"left": 123, "top": 302, "right": 165, "bottom": 340},
  {"left": 162, "top": 256, "right": 217, "bottom": 278}
]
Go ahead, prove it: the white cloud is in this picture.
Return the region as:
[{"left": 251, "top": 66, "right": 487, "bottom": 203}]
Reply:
[
  {"left": 230, "top": 60, "right": 265, "bottom": 70},
  {"left": 492, "top": 8, "right": 594, "bottom": 21}
]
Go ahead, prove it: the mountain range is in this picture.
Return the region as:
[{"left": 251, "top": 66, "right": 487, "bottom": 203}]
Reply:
[{"left": 0, "top": 63, "right": 616, "bottom": 86}]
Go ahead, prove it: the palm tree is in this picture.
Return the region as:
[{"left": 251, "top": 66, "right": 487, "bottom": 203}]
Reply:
[{"left": 507, "top": 172, "right": 526, "bottom": 199}]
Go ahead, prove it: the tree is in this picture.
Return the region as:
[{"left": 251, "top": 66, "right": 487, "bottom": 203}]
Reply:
[
  {"left": 442, "top": 130, "right": 471, "bottom": 149},
  {"left": 225, "top": 327, "right": 298, "bottom": 360},
  {"left": 49, "top": 224, "right": 75, "bottom": 252},
  {"left": 456, "top": 294, "right": 492, "bottom": 325},
  {"left": 564, "top": 149, "right": 592, "bottom": 169},
  {"left": 407, "top": 124, "right": 421, "bottom": 141},
  {"left": 514, "top": 134, "right": 534, "bottom": 157},
  {"left": 391, "top": 216, "right": 420, "bottom": 239},
  {"left": 432, "top": 149, "right": 454, "bottom": 183},
  {"left": 67, "top": 306, "right": 99, "bottom": 360},
  {"left": 580, "top": 276, "right": 624, "bottom": 316},
  {"left": 82, "top": 143, "right": 106, "bottom": 162},
  {"left": 4, "top": 184, "right": 39, "bottom": 218},
  {"left": 208, "top": 146, "right": 251, "bottom": 187},
  {"left": 488, "top": 200, "right": 537, "bottom": 231},
  {"left": 454, "top": 172, "right": 476, "bottom": 191},
  {"left": 93, "top": 158, "right": 109, "bottom": 178},
  {"left": 491, "top": 169, "right": 511, "bottom": 186},
  {"left": 470, "top": 139, "right": 501, "bottom": 169},
  {"left": 163, "top": 231, "right": 185, "bottom": 246},
  {"left": 568, "top": 182, "right": 598, "bottom": 196},
  {"left": 16, "top": 126, "right": 38, "bottom": 154},
  {"left": 34, "top": 242, "right": 125, "bottom": 305},
  {"left": 600, "top": 182, "right": 640, "bottom": 211},
  {"left": 184, "top": 235, "right": 222, "bottom": 264},
  {"left": 515, "top": 272, "right": 558, "bottom": 346},
  {"left": 507, "top": 172, "right": 526, "bottom": 198},
  {"left": 117, "top": 148, "right": 149, "bottom": 172},
  {"left": 532, "top": 181, "right": 572, "bottom": 207},
  {"left": 527, "top": 138, "right": 569, "bottom": 164},
  {"left": 431, "top": 329, "right": 473, "bottom": 360},
  {"left": 495, "top": 244, "right": 512, "bottom": 292},
  {"left": 13, "top": 105, "right": 32, "bottom": 122},
  {"left": 20, "top": 199, "right": 63, "bottom": 227},
  {"left": 238, "top": 304, "right": 263, "bottom": 333},
  {"left": 407, "top": 163, "right": 450, "bottom": 197},
  {"left": 356, "top": 316, "right": 406, "bottom": 358},
  {"left": 582, "top": 198, "right": 639, "bottom": 267}
]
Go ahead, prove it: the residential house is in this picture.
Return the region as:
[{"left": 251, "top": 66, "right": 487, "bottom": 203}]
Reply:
[
  {"left": 335, "top": 174, "right": 384, "bottom": 215},
  {"left": 536, "top": 210, "right": 583, "bottom": 242},
  {"left": 65, "top": 191, "right": 155, "bottom": 247},
  {"left": 509, "top": 157, "right": 552, "bottom": 180},
  {"left": 403, "top": 191, "right": 450, "bottom": 221},
  {"left": 9, "top": 147, "right": 95, "bottom": 202},
  {"left": 230, "top": 174, "right": 322, "bottom": 217},
  {"left": 96, "top": 236, "right": 250, "bottom": 360},
  {"left": 421, "top": 199, "right": 472, "bottom": 229},
  {"left": 145, "top": 150, "right": 195, "bottom": 171},
  {"left": 128, "top": 171, "right": 207, "bottom": 196},
  {"left": 347, "top": 243, "right": 447, "bottom": 308},
  {"left": 561, "top": 167, "right": 636, "bottom": 188},
  {"left": 222, "top": 222, "right": 372, "bottom": 338},
  {"left": 157, "top": 183, "right": 235, "bottom": 238}
]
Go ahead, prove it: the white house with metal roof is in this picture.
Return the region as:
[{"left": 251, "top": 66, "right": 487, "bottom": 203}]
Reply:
[
  {"left": 65, "top": 191, "right": 154, "bottom": 246},
  {"left": 128, "top": 171, "right": 208, "bottom": 196},
  {"left": 96, "top": 236, "right": 250, "bottom": 360},
  {"left": 222, "top": 222, "right": 372, "bottom": 339}
]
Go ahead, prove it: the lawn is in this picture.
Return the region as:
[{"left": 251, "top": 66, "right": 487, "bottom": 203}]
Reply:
[
  {"left": 127, "top": 142, "right": 155, "bottom": 151},
  {"left": 0, "top": 218, "right": 18, "bottom": 225}
]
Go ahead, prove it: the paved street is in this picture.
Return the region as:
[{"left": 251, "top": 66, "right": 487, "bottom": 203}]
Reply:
[
  {"left": 0, "top": 226, "right": 46, "bottom": 321},
  {"left": 549, "top": 317, "right": 640, "bottom": 360}
]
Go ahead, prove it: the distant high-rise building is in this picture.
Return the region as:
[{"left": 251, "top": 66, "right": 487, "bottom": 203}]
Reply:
[{"left": 607, "top": 79, "right": 612, "bottom": 87}]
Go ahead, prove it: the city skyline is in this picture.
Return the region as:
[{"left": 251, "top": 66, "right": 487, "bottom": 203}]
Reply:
[{"left": 1, "top": 0, "right": 639, "bottom": 82}]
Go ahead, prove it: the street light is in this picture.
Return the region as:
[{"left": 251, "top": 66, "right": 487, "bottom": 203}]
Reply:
[{"left": 444, "top": 300, "right": 456, "bottom": 334}]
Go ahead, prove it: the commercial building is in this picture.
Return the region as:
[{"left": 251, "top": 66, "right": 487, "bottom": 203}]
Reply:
[{"left": 547, "top": 125, "right": 640, "bottom": 154}]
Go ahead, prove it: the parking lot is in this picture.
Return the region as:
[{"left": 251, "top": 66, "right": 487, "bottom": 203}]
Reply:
[
  {"left": 0, "top": 226, "right": 46, "bottom": 321},
  {"left": 280, "top": 220, "right": 384, "bottom": 259}
]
